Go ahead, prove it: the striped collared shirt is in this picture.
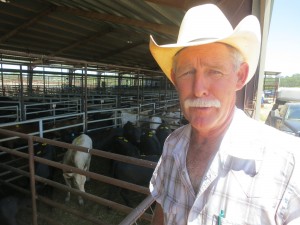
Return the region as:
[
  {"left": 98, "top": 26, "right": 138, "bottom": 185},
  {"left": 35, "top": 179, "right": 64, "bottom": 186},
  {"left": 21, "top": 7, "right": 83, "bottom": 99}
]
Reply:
[{"left": 150, "top": 108, "right": 300, "bottom": 225}]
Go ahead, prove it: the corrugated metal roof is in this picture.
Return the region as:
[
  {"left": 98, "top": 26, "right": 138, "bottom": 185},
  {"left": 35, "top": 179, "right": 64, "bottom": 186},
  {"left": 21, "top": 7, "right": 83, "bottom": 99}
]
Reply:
[{"left": 0, "top": 0, "right": 253, "bottom": 72}]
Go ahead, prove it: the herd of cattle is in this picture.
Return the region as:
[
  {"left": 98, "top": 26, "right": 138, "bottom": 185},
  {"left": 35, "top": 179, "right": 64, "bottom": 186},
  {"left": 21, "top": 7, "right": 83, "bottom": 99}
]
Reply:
[{"left": 0, "top": 115, "right": 174, "bottom": 225}]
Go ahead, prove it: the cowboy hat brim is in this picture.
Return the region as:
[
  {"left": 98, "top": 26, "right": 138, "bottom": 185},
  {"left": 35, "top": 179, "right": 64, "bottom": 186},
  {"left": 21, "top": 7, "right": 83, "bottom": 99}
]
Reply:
[{"left": 149, "top": 15, "right": 261, "bottom": 85}]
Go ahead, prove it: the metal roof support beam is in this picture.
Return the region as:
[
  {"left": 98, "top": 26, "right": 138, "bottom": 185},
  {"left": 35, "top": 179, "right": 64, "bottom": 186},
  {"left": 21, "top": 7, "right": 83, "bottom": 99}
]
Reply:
[
  {"left": 50, "top": 27, "right": 114, "bottom": 56},
  {"left": 0, "top": 6, "right": 57, "bottom": 43},
  {"left": 97, "top": 40, "right": 147, "bottom": 60},
  {"left": 57, "top": 6, "right": 178, "bottom": 36}
]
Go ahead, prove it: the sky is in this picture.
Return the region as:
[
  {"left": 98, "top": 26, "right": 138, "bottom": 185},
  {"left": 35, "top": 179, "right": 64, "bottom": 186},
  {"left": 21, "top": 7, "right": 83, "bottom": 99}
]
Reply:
[{"left": 264, "top": 0, "right": 300, "bottom": 76}]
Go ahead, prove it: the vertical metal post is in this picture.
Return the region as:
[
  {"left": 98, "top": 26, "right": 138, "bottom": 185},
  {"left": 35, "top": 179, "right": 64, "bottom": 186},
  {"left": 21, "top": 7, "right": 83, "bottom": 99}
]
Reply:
[
  {"left": 137, "top": 72, "right": 141, "bottom": 125},
  {"left": 1, "top": 61, "right": 4, "bottom": 96},
  {"left": 28, "top": 136, "right": 38, "bottom": 225},
  {"left": 39, "top": 119, "right": 43, "bottom": 138},
  {"left": 137, "top": 71, "right": 140, "bottom": 106},
  {"left": 28, "top": 64, "right": 33, "bottom": 95},
  {"left": 164, "top": 76, "right": 167, "bottom": 107},
  {"left": 114, "top": 110, "right": 117, "bottom": 127},
  {"left": 117, "top": 72, "right": 121, "bottom": 108},
  {"left": 84, "top": 64, "right": 88, "bottom": 133},
  {"left": 43, "top": 66, "right": 46, "bottom": 98},
  {"left": 19, "top": 65, "right": 25, "bottom": 120}
]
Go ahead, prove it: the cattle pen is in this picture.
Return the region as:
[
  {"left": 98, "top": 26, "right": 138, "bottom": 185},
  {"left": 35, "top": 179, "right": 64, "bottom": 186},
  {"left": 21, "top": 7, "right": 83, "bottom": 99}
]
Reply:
[
  {"left": 0, "top": 48, "right": 184, "bottom": 225},
  {"left": 0, "top": 126, "right": 157, "bottom": 225}
]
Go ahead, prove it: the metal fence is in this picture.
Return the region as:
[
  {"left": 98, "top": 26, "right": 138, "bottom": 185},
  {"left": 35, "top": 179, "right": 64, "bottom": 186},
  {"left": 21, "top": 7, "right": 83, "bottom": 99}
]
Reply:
[{"left": 0, "top": 127, "right": 156, "bottom": 225}]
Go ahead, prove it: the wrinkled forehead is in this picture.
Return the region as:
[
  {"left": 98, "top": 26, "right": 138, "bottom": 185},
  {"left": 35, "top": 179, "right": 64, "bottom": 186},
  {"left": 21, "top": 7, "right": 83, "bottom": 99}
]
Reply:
[
  {"left": 172, "top": 43, "right": 229, "bottom": 63},
  {"left": 172, "top": 42, "right": 243, "bottom": 70}
]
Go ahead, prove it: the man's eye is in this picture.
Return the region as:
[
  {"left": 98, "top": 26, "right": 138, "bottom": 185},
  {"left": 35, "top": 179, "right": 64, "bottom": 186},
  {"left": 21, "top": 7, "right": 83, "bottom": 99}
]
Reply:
[
  {"left": 179, "top": 69, "right": 195, "bottom": 77},
  {"left": 208, "top": 70, "right": 223, "bottom": 79}
]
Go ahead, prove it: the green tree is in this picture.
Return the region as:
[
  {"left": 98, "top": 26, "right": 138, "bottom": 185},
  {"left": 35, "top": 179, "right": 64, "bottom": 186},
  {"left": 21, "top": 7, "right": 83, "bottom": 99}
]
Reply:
[{"left": 280, "top": 73, "right": 300, "bottom": 87}]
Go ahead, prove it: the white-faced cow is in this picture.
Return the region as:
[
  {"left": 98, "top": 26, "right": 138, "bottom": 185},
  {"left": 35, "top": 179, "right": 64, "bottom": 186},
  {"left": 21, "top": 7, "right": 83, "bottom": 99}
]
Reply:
[{"left": 62, "top": 133, "right": 92, "bottom": 205}]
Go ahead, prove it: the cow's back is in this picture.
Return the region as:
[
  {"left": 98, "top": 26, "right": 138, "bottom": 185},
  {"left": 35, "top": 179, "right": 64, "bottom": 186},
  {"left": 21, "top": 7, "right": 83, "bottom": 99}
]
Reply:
[{"left": 63, "top": 134, "right": 92, "bottom": 169}]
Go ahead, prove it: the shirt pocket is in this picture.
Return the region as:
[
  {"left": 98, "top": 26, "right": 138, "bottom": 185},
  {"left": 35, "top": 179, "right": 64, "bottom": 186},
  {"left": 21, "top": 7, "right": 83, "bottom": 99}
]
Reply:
[
  {"left": 231, "top": 154, "right": 293, "bottom": 204},
  {"left": 231, "top": 169, "right": 282, "bottom": 208}
]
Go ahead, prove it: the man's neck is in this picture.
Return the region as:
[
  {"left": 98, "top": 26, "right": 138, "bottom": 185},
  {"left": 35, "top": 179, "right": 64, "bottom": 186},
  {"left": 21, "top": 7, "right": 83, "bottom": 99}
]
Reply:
[{"left": 189, "top": 106, "right": 235, "bottom": 151}]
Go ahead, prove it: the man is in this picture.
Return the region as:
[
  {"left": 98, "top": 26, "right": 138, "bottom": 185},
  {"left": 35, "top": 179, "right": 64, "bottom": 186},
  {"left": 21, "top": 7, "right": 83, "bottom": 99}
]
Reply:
[{"left": 149, "top": 4, "right": 300, "bottom": 225}]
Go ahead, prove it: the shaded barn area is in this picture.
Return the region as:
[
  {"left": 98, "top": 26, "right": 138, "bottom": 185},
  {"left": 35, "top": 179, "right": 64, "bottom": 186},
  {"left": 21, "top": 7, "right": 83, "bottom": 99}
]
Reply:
[
  {"left": 0, "top": 50, "right": 183, "bottom": 224},
  {"left": 0, "top": 0, "right": 272, "bottom": 224},
  {"left": 0, "top": 87, "right": 183, "bottom": 225}
]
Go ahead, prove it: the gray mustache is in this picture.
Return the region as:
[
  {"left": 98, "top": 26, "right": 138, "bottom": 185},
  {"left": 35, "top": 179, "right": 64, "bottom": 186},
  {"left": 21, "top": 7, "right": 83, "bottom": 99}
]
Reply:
[{"left": 184, "top": 98, "right": 221, "bottom": 108}]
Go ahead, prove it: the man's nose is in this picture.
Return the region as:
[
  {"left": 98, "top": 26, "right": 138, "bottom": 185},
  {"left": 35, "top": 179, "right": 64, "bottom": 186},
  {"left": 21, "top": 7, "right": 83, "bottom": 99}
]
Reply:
[{"left": 193, "top": 73, "right": 209, "bottom": 97}]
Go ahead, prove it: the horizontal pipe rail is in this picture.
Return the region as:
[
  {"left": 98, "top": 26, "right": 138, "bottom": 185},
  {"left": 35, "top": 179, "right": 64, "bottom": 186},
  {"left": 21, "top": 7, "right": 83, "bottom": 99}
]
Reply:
[{"left": 0, "top": 127, "right": 156, "bottom": 224}]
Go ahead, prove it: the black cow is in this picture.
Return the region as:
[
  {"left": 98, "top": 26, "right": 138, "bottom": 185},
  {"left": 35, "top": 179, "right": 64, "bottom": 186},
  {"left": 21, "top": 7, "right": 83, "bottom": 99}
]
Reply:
[
  {"left": 87, "top": 127, "right": 123, "bottom": 151},
  {"left": 91, "top": 122, "right": 141, "bottom": 153},
  {"left": 110, "top": 154, "right": 160, "bottom": 206},
  {"left": 156, "top": 124, "right": 172, "bottom": 151},
  {"left": 0, "top": 195, "right": 31, "bottom": 225},
  {"left": 123, "top": 121, "right": 141, "bottom": 146},
  {"left": 139, "top": 130, "right": 162, "bottom": 155},
  {"left": 112, "top": 136, "right": 140, "bottom": 157},
  {"left": 34, "top": 143, "right": 57, "bottom": 197}
]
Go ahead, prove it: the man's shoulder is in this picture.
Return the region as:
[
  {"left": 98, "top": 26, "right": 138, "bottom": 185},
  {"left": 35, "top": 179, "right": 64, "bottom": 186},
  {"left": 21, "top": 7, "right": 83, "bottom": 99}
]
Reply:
[
  {"left": 161, "top": 124, "right": 190, "bottom": 156},
  {"left": 166, "top": 124, "right": 190, "bottom": 143}
]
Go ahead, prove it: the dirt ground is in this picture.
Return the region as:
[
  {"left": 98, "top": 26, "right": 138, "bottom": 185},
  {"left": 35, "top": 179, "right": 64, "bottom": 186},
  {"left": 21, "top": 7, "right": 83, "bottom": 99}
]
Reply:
[
  {"left": 14, "top": 155, "right": 152, "bottom": 225},
  {"left": 260, "top": 101, "right": 273, "bottom": 122}
]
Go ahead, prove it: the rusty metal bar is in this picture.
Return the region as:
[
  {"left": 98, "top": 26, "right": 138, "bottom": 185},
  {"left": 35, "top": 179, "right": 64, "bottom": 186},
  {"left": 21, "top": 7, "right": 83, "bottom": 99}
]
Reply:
[
  {"left": 0, "top": 127, "right": 157, "bottom": 169},
  {"left": 0, "top": 181, "right": 64, "bottom": 225},
  {"left": 119, "top": 195, "right": 155, "bottom": 225},
  {"left": 0, "top": 164, "right": 28, "bottom": 177},
  {"left": 0, "top": 145, "right": 30, "bottom": 159},
  {"left": 1, "top": 146, "right": 150, "bottom": 198},
  {"left": 27, "top": 136, "right": 38, "bottom": 225},
  {"left": 0, "top": 161, "right": 30, "bottom": 178},
  {"left": 0, "top": 127, "right": 155, "bottom": 223},
  {"left": 0, "top": 145, "right": 150, "bottom": 195},
  {"left": 35, "top": 176, "right": 152, "bottom": 221},
  {"left": 5, "top": 174, "right": 24, "bottom": 183},
  {"left": 2, "top": 156, "right": 25, "bottom": 165},
  {"left": 0, "top": 178, "right": 30, "bottom": 195},
  {"left": 0, "top": 159, "right": 153, "bottom": 222}
]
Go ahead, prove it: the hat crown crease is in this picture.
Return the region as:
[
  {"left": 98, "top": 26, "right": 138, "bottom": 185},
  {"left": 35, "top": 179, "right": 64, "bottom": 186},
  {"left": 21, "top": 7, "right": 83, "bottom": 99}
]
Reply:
[{"left": 177, "top": 4, "right": 233, "bottom": 43}]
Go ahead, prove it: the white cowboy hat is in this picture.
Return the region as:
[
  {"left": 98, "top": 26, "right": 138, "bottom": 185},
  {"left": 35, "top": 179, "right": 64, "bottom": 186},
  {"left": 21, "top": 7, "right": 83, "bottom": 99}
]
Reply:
[{"left": 149, "top": 4, "right": 261, "bottom": 84}]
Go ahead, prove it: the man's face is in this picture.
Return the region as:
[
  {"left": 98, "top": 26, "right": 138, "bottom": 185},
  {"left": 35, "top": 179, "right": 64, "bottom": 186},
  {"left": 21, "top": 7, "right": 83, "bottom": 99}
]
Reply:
[{"left": 171, "top": 43, "right": 248, "bottom": 135}]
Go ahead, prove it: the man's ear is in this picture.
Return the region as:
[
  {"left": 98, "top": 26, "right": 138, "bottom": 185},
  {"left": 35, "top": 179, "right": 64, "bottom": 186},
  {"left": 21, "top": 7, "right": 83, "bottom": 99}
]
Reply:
[{"left": 236, "top": 62, "right": 249, "bottom": 90}]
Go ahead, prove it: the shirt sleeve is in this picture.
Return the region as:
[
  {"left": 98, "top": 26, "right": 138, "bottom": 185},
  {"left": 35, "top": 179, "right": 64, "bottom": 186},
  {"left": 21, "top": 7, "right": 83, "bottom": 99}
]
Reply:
[{"left": 149, "top": 154, "right": 165, "bottom": 205}]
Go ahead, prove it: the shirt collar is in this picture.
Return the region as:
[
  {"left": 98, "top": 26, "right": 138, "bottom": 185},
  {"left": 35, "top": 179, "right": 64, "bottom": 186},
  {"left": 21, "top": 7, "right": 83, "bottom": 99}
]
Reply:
[
  {"left": 172, "top": 124, "right": 192, "bottom": 160},
  {"left": 173, "top": 109, "right": 265, "bottom": 158},
  {"left": 219, "top": 108, "right": 264, "bottom": 173},
  {"left": 172, "top": 108, "right": 265, "bottom": 173}
]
